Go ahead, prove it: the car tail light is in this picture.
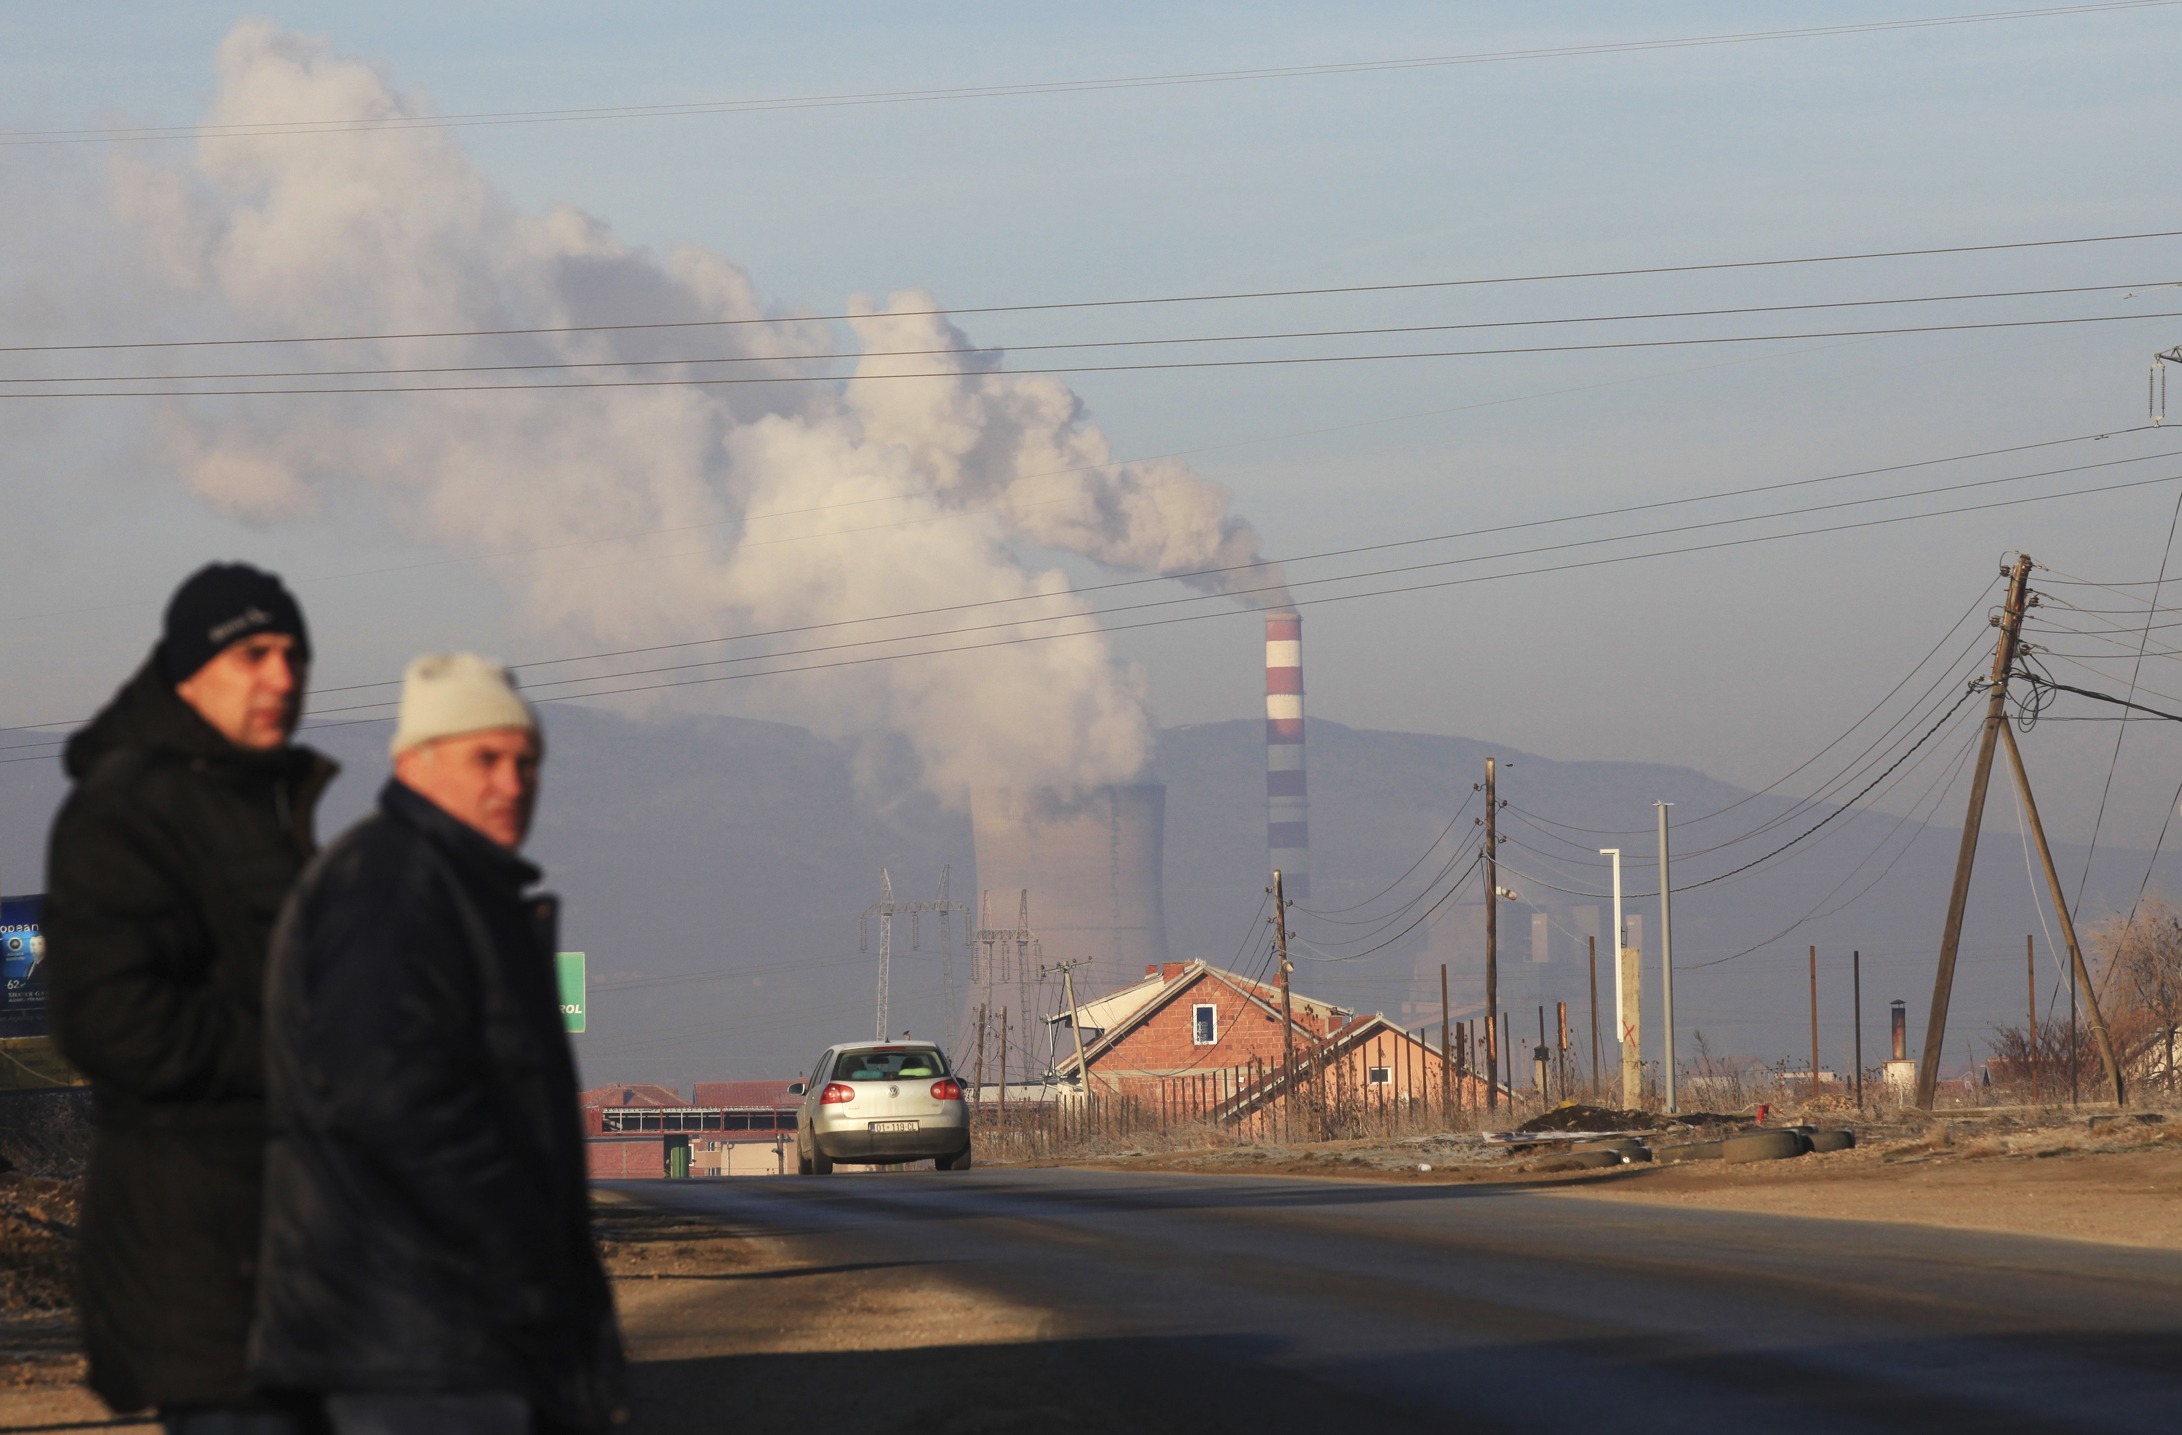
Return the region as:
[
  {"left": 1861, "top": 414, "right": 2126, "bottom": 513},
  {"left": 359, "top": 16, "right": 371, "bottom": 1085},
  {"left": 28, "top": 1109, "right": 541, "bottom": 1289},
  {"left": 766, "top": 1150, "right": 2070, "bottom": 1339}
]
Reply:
[
  {"left": 820, "top": 1083, "right": 856, "bottom": 1105},
  {"left": 930, "top": 1079, "right": 963, "bottom": 1101}
]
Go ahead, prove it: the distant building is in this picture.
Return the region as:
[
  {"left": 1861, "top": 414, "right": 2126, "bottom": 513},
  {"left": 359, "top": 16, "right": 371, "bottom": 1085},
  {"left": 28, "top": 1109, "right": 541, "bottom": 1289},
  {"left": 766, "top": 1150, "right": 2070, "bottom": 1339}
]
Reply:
[{"left": 581, "top": 1080, "right": 799, "bottom": 1179}]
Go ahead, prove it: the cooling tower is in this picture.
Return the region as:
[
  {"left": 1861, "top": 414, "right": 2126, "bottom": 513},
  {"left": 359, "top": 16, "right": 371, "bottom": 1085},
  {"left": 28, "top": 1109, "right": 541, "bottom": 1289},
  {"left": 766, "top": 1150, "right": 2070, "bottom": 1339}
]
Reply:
[
  {"left": 971, "top": 784, "right": 1169, "bottom": 998},
  {"left": 1266, "top": 610, "right": 1310, "bottom": 901}
]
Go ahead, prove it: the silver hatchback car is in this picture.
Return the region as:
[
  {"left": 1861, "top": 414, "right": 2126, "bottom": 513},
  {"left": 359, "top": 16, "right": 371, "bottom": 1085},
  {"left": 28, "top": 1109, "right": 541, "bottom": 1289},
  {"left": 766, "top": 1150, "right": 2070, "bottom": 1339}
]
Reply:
[{"left": 790, "top": 1041, "right": 972, "bottom": 1173}]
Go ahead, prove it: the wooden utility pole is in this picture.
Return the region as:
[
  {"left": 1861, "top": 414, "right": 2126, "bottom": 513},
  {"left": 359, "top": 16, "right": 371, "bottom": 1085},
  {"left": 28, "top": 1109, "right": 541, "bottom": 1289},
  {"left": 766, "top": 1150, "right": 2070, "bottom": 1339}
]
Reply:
[
  {"left": 1998, "top": 721, "right": 2125, "bottom": 1105},
  {"left": 1810, "top": 946, "right": 1821, "bottom": 1103},
  {"left": 1587, "top": 935, "right": 1600, "bottom": 1100},
  {"left": 1273, "top": 868, "right": 1295, "bottom": 1087},
  {"left": 1918, "top": 554, "right": 2036, "bottom": 1109},
  {"left": 1484, "top": 758, "right": 1499, "bottom": 1112},
  {"left": 974, "top": 1002, "right": 988, "bottom": 1103},
  {"left": 1852, "top": 951, "right": 1864, "bottom": 1112},
  {"left": 1556, "top": 1000, "right": 1569, "bottom": 1099},
  {"left": 2028, "top": 935, "right": 2039, "bottom": 1106},
  {"left": 1045, "top": 959, "right": 1093, "bottom": 1102},
  {"left": 997, "top": 1007, "right": 1008, "bottom": 1124},
  {"left": 1439, "top": 963, "right": 1452, "bottom": 1117}
]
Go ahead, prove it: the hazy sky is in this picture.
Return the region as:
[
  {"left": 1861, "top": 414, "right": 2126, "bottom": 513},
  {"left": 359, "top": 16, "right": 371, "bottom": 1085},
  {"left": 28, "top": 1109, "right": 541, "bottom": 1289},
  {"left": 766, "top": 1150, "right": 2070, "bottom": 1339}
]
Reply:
[{"left": 7, "top": 0, "right": 2182, "bottom": 876}]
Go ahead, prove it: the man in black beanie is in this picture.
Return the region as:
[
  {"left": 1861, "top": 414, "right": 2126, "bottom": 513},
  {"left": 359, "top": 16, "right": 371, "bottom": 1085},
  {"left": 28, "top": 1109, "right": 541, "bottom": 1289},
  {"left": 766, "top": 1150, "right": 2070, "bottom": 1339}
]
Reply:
[{"left": 47, "top": 563, "right": 334, "bottom": 1434}]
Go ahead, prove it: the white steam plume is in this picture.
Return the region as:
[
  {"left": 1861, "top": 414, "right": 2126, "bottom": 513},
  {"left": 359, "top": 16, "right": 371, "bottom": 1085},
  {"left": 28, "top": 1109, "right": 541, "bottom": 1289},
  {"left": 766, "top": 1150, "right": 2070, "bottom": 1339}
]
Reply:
[{"left": 109, "top": 21, "right": 1287, "bottom": 800}]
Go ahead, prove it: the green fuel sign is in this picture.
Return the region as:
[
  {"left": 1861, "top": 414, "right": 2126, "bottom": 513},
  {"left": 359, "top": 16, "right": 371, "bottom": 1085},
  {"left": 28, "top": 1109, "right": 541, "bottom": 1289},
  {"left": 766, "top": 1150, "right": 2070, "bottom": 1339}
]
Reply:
[{"left": 557, "top": 951, "right": 587, "bottom": 1033}]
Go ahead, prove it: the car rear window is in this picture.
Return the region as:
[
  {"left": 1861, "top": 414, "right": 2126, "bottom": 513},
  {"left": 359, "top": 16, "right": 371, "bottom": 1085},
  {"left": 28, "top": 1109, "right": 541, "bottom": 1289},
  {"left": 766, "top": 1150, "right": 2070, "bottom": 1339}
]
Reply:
[{"left": 831, "top": 1048, "right": 949, "bottom": 1081}]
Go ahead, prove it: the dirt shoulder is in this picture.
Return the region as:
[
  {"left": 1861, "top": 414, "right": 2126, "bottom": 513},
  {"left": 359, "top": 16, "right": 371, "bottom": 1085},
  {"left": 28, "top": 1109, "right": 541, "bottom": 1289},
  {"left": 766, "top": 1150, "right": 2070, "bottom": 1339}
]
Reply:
[
  {"left": 1042, "top": 1109, "right": 2182, "bottom": 1252},
  {"left": 1550, "top": 1116, "right": 2182, "bottom": 1250}
]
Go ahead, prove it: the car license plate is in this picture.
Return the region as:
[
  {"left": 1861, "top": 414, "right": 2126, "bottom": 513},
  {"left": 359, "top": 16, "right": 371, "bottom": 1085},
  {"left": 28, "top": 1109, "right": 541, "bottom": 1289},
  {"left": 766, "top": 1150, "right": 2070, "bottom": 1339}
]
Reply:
[{"left": 870, "top": 1119, "right": 918, "bottom": 1133}]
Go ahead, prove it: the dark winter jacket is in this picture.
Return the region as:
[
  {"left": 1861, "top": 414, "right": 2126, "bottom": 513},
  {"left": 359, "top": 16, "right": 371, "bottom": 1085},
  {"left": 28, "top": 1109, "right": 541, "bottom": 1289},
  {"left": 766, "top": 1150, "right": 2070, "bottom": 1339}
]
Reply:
[
  {"left": 254, "top": 780, "right": 624, "bottom": 1431},
  {"left": 45, "top": 658, "right": 334, "bottom": 1413}
]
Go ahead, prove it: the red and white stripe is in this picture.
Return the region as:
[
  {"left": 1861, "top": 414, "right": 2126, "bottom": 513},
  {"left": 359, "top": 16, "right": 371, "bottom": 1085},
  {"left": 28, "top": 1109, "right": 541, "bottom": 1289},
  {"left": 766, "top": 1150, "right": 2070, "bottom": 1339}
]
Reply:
[{"left": 1265, "top": 610, "right": 1309, "bottom": 901}]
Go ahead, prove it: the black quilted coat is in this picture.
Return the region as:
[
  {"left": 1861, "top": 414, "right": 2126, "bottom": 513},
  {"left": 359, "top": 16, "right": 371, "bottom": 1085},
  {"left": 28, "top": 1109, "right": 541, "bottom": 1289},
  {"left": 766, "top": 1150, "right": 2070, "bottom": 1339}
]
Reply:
[
  {"left": 46, "top": 658, "right": 334, "bottom": 1412},
  {"left": 254, "top": 780, "right": 623, "bottom": 1431}
]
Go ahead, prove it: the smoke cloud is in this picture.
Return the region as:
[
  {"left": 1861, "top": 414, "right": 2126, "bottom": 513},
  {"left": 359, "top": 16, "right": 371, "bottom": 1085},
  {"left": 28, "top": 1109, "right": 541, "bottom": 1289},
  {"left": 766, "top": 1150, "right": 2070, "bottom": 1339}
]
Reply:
[{"left": 104, "top": 22, "right": 1286, "bottom": 800}]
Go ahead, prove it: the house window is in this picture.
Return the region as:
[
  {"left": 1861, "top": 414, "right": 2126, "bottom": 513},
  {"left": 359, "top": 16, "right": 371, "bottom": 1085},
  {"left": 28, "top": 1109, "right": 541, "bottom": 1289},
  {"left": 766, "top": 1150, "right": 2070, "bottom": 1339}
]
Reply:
[
  {"left": 1192, "top": 1003, "right": 1217, "bottom": 1045},
  {"left": 1367, "top": 1066, "right": 1392, "bottom": 1086}
]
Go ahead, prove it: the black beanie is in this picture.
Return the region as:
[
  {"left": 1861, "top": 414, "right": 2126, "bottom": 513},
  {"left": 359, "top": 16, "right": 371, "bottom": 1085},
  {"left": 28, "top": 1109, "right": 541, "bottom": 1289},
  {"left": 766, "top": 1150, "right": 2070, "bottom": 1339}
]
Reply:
[{"left": 158, "top": 563, "right": 311, "bottom": 685}]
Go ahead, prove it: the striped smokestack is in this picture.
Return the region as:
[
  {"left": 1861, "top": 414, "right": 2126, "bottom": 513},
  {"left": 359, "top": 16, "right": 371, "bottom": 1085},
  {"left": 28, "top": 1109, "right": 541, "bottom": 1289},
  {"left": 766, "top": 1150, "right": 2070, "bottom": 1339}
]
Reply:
[{"left": 1265, "top": 609, "right": 1309, "bottom": 902}]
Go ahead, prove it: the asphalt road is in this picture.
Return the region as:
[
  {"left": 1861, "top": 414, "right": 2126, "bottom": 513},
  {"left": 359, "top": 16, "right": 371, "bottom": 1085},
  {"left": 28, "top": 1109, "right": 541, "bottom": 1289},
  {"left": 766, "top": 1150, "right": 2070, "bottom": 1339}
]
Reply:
[{"left": 619, "top": 1166, "right": 2182, "bottom": 1434}]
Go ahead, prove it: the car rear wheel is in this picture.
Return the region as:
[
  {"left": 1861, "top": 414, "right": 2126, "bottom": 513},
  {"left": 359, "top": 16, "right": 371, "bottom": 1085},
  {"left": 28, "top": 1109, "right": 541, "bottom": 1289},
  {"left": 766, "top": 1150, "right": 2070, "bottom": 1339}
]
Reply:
[
  {"left": 809, "top": 1143, "right": 834, "bottom": 1175},
  {"left": 938, "top": 1145, "right": 973, "bottom": 1171},
  {"left": 796, "top": 1147, "right": 813, "bottom": 1175}
]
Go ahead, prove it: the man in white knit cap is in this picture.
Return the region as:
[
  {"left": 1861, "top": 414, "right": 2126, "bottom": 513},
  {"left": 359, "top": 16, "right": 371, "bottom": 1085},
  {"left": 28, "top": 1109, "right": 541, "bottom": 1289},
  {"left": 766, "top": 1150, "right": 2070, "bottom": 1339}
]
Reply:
[{"left": 254, "top": 655, "right": 623, "bottom": 1435}]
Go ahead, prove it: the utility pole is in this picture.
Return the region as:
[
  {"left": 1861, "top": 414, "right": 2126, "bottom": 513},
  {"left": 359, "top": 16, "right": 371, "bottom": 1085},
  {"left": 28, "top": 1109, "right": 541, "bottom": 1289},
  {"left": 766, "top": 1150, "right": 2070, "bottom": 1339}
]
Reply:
[
  {"left": 1602, "top": 846, "right": 1637, "bottom": 1106},
  {"left": 2028, "top": 935, "right": 2039, "bottom": 1106},
  {"left": 1044, "top": 960, "right": 1092, "bottom": 1100},
  {"left": 1556, "top": 1000, "right": 1569, "bottom": 1100},
  {"left": 997, "top": 1007, "right": 1008, "bottom": 1124},
  {"left": 1657, "top": 802, "right": 1678, "bottom": 1115},
  {"left": 1852, "top": 951, "right": 1864, "bottom": 1113},
  {"left": 974, "top": 1003, "right": 989, "bottom": 1105},
  {"left": 1810, "top": 945, "right": 1821, "bottom": 1103},
  {"left": 1997, "top": 721, "right": 2126, "bottom": 1105},
  {"left": 1483, "top": 759, "right": 1500, "bottom": 1112},
  {"left": 1273, "top": 869, "right": 1295, "bottom": 1082},
  {"left": 1439, "top": 962, "right": 1452, "bottom": 1118},
  {"left": 2070, "top": 972, "right": 2080, "bottom": 1106},
  {"left": 1587, "top": 935, "right": 1600, "bottom": 1100},
  {"left": 1918, "top": 553, "right": 2034, "bottom": 1109}
]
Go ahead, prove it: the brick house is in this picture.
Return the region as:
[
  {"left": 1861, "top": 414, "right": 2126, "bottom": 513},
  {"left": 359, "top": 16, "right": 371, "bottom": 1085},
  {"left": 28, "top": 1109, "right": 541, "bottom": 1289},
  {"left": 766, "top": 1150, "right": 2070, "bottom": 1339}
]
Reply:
[{"left": 1049, "top": 961, "right": 1494, "bottom": 1115}]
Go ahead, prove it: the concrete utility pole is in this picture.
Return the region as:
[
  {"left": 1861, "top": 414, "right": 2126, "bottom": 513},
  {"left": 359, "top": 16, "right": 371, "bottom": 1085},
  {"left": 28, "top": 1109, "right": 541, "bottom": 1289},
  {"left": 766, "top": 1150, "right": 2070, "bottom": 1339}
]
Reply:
[
  {"left": 1997, "top": 721, "right": 2124, "bottom": 1104},
  {"left": 1657, "top": 802, "right": 1678, "bottom": 1115},
  {"left": 1601, "top": 847, "right": 1632, "bottom": 1103},
  {"left": 1484, "top": 759, "right": 1499, "bottom": 1112},
  {"left": 1919, "top": 554, "right": 2034, "bottom": 1108}
]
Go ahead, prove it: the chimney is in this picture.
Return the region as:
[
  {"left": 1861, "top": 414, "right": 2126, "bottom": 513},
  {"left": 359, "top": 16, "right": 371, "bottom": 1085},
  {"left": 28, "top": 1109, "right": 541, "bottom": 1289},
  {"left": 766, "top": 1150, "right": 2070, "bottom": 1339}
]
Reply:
[
  {"left": 1265, "top": 610, "right": 1309, "bottom": 902},
  {"left": 1890, "top": 1000, "right": 1907, "bottom": 1061}
]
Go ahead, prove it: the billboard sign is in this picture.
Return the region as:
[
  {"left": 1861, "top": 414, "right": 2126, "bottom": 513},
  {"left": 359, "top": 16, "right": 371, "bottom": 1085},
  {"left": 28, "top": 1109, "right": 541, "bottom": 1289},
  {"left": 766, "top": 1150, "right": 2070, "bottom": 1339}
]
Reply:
[
  {"left": 0, "top": 895, "right": 47, "bottom": 1038},
  {"left": 556, "top": 951, "right": 586, "bottom": 1033}
]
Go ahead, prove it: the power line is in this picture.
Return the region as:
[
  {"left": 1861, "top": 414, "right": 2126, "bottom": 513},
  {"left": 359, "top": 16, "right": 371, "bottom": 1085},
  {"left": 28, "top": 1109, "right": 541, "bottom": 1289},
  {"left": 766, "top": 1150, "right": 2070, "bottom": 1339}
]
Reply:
[
  {"left": 2072, "top": 489, "right": 2182, "bottom": 909},
  {"left": 12, "top": 3, "right": 2174, "bottom": 147},
  {"left": 11, "top": 280, "right": 2162, "bottom": 386},
  {"left": 293, "top": 449, "right": 2182, "bottom": 712},
  {"left": 12, "top": 226, "right": 2182, "bottom": 355},
  {"left": 1293, "top": 788, "right": 1477, "bottom": 917},
  {"left": 19, "top": 307, "right": 2182, "bottom": 398},
  {"left": 264, "top": 430, "right": 2148, "bottom": 704},
  {"left": 0, "top": 422, "right": 2125, "bottom": 738},
  {"left": 4, "top": 455, "right": 2172, "bottom": 761}
]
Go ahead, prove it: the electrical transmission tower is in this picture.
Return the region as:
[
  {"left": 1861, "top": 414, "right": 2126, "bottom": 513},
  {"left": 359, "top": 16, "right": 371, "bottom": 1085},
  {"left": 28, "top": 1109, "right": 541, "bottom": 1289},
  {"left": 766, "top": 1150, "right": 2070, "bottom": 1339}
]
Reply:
[
  {"left": 972, "top": 890, "right": 1042, "bottom": 1075},
  {"left": 905, "top": 866, "right": 969, "bottom": 1036},
  {"left": 860, "top": 870, "right": 898, "bottom": 1042},
  {"left": 861, "top": 866, "right": 971, "bottom": 1043}
]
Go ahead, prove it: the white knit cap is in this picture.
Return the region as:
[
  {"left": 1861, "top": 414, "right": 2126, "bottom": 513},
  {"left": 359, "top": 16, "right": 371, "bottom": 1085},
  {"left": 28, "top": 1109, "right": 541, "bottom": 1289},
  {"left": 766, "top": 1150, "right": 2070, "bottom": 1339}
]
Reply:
[{"left": 389, "top": 652, "right": 538, "bottom": 758}]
